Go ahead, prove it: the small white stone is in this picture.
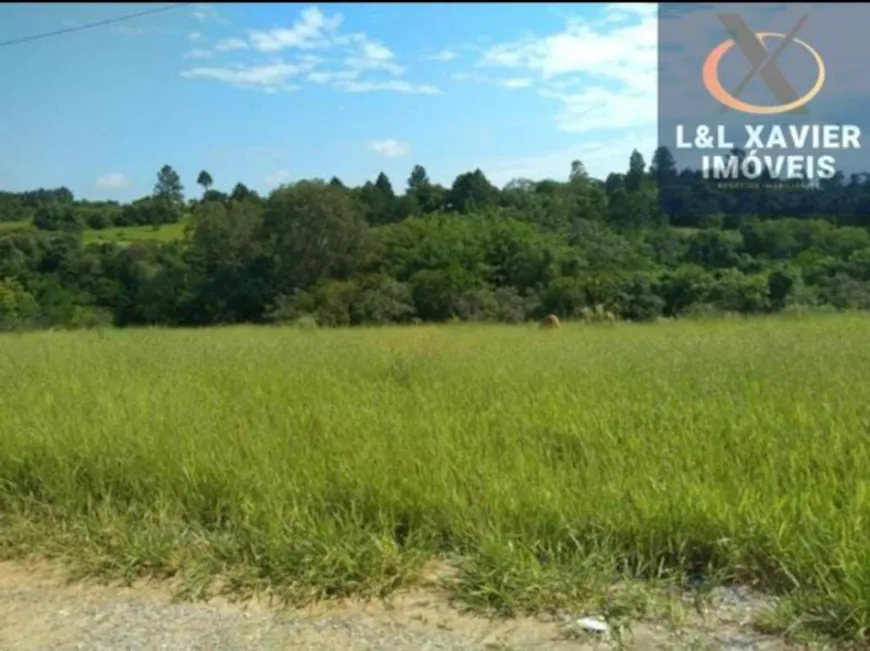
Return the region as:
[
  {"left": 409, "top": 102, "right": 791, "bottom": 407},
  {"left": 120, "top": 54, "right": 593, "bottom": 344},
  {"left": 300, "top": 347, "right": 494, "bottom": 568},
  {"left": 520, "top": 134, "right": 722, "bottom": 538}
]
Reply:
[{"left": 574, "top": 616, "right": 610, "bottom": 634}]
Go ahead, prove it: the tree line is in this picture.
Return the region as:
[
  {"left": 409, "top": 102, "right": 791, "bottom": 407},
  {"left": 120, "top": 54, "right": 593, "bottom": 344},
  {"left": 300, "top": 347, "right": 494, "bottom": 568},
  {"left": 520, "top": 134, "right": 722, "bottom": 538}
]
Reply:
[{"left": 3, "top": 146, "right": 870, "bottom": 330}]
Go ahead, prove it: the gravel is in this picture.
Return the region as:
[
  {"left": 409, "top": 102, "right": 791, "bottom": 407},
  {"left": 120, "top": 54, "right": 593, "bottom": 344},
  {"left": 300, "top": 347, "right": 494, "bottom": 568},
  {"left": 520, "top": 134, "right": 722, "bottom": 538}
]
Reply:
[{"left": 0, "top": 562, "right": 831, "bottom": 651}]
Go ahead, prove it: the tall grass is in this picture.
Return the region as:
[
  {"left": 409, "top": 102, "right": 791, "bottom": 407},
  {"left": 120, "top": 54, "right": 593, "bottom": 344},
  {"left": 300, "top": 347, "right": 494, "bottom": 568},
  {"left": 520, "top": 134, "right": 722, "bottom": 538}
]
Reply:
[
  {"left": 0, "top": 219, "right": 31, "bottom": 234},
  {"left": 2, "top": 315, "right": 870, "bottom": 640},
  {"left": 81, "top": 219, "right": 189, "bottom": 245}
]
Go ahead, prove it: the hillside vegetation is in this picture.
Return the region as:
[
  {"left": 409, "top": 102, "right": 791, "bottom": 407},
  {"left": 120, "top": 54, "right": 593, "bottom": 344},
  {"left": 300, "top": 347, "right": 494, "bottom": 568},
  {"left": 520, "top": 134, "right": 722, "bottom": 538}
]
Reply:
[{"left": 3, "top": 149, "right": 870, "bottom": 330}]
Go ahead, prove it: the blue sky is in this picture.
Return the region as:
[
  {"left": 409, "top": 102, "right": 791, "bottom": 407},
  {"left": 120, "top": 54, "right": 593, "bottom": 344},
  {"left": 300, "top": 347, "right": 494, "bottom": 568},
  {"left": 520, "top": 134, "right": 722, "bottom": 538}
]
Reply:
[{"left": 0, "top": 2, "right": 657, "bottom": 201}]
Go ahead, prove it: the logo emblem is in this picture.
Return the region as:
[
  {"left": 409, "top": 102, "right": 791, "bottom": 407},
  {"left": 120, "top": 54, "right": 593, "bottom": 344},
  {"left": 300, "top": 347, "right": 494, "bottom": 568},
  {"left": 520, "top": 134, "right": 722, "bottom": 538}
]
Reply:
[{"left": 702, "top": 14, "right": 825, "bottom": 115}]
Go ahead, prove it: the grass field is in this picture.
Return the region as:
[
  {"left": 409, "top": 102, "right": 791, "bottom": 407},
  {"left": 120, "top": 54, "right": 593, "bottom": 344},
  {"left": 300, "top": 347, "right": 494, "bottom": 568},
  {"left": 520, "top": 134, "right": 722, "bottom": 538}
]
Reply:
[
  {"left": 2, "top": 221, "right": 713, "bottom": 247},
  {"left": 81, "top": 219, "right": 189, "bottom": 244},
  {"left": 0, "top": 218, "right": 188, "bottom": 244},
  {"left": 2, "top": 315, "right": 870, "bottom": 641},
  {"left": 0, "top": 219, "right": 32, "bottom": 234}
]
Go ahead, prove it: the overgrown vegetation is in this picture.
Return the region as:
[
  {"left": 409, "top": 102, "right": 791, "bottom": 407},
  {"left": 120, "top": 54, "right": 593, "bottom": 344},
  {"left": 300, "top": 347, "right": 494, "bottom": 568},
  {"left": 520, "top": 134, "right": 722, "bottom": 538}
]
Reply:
[
  {"left": 1, "top": 316, "right": 870, "bottom": 643},
  {"left": 4, "top": 148, "right": 870, "bottom": 330},
  {"left": 5, "top": 149, "right": 870, "bottom": 643}
]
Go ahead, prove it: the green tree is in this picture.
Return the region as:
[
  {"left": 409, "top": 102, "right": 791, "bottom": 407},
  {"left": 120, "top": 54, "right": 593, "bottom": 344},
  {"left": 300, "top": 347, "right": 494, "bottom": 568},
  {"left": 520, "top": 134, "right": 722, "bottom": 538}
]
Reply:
[
  {"left": 406, "top": 164, "right": 444, "bottom": 215},
  {"left": 196, "top": 170, "right": 214, "bottom": 195},
  {"left": 153, "top": 165, "right": 185, "bottom": 224},
  {"left": 261, "top": 180, "right": 369, "bottom": 295},
  {"left": 447, "top": 169, "right": 498, "bottom": 214},
  {"left": 230, "top": 182, "right": 259, "bottom": 204},
  {"left": 358, "top": 172, "right": 398, "bottom": 225},
  {"left": 0, "top": 278, "right": 38, "bottom": 330},
  {"left": 154, "top": 165, "right": 184, "bottom": 204}
]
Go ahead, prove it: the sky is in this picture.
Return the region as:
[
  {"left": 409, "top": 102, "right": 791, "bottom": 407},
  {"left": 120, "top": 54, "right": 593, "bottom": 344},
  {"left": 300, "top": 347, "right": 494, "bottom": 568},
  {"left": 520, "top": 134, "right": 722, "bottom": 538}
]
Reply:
[{"left": 0, "top": 2, "right": 658, "bottom": 201}]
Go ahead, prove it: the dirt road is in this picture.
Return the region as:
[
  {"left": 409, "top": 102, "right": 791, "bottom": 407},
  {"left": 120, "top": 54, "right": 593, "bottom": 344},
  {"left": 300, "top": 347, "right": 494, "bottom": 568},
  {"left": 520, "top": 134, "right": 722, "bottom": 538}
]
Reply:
[{"left": 0, "top": 561, "right": 824, "bottom": 650}]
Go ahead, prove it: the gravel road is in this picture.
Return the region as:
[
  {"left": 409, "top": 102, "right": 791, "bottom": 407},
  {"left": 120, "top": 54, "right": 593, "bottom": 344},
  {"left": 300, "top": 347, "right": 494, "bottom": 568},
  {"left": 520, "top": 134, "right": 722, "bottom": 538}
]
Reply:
[{"left": 0, "top": 561, "right": 829, "bottom": 650}]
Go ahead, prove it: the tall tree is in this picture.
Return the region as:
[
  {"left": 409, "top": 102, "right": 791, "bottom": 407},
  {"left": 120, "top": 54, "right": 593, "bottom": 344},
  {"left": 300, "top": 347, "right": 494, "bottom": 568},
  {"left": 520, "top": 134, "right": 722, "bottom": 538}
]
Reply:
[
  {"left": 196, "top": 170, "right": 214, "bottom": 195},
  {"left": 569, "top": 160, "right": 589, "bottom": 185},
  {"left": 154, "top": 165, "right": 184, "bottom": 204},
  {"left": 152, "top": 165, "right": 185, "bottom": 224},
  {"left": 447, "top": 169, "right": 498, "bottom": 214},
  {"left": 230, "top": 182, "right": 259, "bottom": 204},
  {"left": 406, "top": 164, "right": 445, "bottom": 215},
  {"left": 625, "top": 150, "right": 647, "bottom": 194},
  {"left": 358, "top": 173, "right": 398, "bottom": 226},
  {"left": 262, "top": 180, "right": 369, "bottom": 294}
]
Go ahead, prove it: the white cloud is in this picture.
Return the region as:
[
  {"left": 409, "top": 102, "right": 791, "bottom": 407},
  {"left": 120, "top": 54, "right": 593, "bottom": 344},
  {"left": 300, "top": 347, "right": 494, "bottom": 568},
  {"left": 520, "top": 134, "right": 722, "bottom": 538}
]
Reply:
[
  {"left": 451, "top": 72, "right": 533, "bottom": 90},
  {"left": 181, "top": 61, "right": 313, "bottom": 91},
  {"left": 344, "top": 34, "right": 404, "bottom": 75},
  {"left": 602, "top": 3, "right": 657, "bottom": 23},
  {"left": 426, "top": 49, "right": 460, "bottom": 63},
  {"left": 465, "top": 2, "right": 656, "bottom": 133},
  {"left": 498, "top": 78, "right": 534, "bottom": 89},
  {"left": 190, "top": 4, "right": 227, "bottom": 25},
  {"left": 307, "top": 70, "right": 358, "bottom": 85},
  {"left": 539, "top": 85, "right": 655, "bottom": 133},
  {"left": 183, "top": 6, "right": 439, "bottom": 96},
  {"left": 249, "top": 7, "right": 343, "bottom": 52},
  {"left": 479, "top": 16, "right": 656, "bottom": 80},
  {"left": 483, "top": 130, "right": 657, "bottom": 187},
  {"left": 337, "top": 80, "right": 440, "bottom": 95},
  {"left": 188, "top": 31, "right": 202, "bottom": 41},
  {"left": 298, "top": 54, "right": 324, "bottom": 64},
  {"left": 214, "top": 37, "right": 248, "bottom": 52},
  {"left": 95, "top": 173, "right": 131, "bottom": 190},
  {"left": 184, "top": 48, "right": 213, "bottom": 59},
  {"left": 264, "top": 169, "right": 292, "bottom": 188},
  {"left": 368, "top": 139, "right": 411, "bottom": 159}
]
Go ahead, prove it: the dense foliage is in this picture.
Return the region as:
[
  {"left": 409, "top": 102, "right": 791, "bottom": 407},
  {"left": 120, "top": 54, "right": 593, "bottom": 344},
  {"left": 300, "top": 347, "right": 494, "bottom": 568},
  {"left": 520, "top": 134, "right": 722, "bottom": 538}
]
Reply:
[{"left": 4, "top": 147, "right": 870, "bottom": 330}]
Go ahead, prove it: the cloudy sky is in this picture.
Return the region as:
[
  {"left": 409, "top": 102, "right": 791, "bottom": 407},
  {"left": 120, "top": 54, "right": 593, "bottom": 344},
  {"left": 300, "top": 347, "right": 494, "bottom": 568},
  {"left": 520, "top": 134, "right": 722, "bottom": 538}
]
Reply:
[{"left": 0, "top": 2, "right": 659, "bottom": 200}]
